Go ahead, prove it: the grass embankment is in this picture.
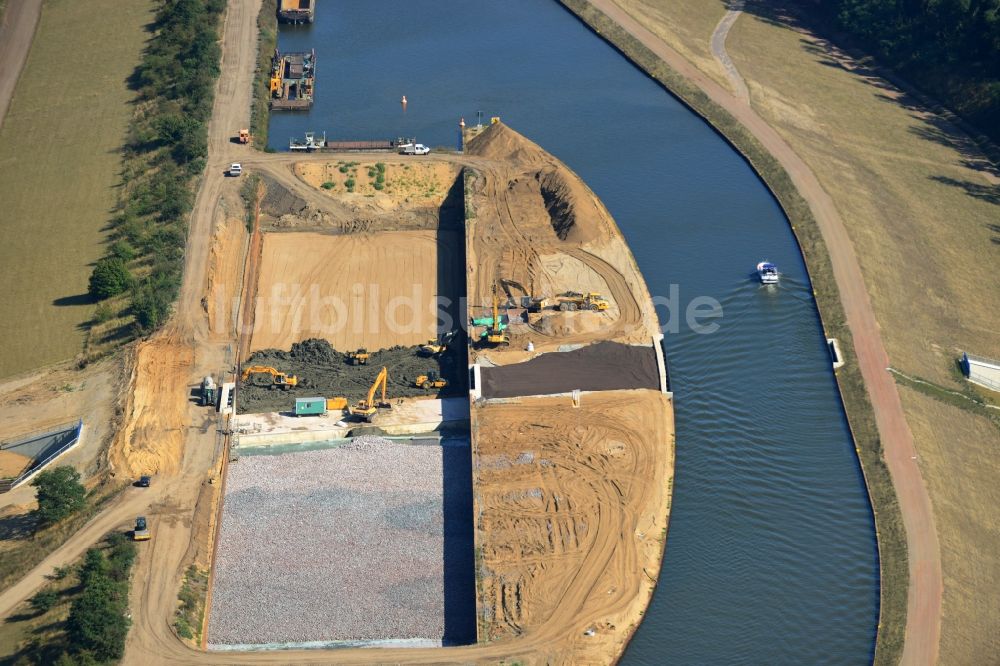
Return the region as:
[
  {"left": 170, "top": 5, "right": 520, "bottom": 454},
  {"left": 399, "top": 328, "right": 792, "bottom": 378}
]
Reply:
[
  {"left": 0, "top": 484, "right": 124, "bottom": 594},
  {"left": 726, "top": 10, "right": 1000, "bottom": 662},
  {"left": 557, "top": 1, "right": 908, "bottom": 663},
  {"left": 251, "top": 0, "right": 278, "bottom": 149},
  {"left": 0, "top": 0, "right": 152, "bottom": 378},
  {"left": 0, "top": 533, "right": 137, "bottom": 665},
  {"left": 80, "top": 0, "right": 225, "bottom": 360},
  {"left": 173, "top": 565, "right": 209, "bottom": 643}
]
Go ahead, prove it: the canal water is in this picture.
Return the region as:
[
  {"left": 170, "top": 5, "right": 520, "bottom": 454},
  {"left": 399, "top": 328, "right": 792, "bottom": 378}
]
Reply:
[{"left": 269, "top": 1, "right": 880, "bottom": 663}]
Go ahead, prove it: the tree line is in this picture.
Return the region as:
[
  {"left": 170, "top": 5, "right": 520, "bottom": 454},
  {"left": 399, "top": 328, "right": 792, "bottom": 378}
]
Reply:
[
  {"left": 88, "top": 0, "right": 226, "bottom": 332},
  {"left": 827, "top": 0, "right": 1000, "bottom": 141}
]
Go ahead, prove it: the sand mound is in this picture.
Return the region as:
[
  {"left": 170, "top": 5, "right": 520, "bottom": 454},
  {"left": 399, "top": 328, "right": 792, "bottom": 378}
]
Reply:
[{"left": 467, "top": 123, "right": 605, "bottom": 245}]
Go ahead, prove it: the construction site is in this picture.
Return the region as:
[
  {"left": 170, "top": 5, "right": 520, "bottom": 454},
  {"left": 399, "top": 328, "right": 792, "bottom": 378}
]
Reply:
[{"left": 186, "top": 121, "right": 675, "bottom": 661}]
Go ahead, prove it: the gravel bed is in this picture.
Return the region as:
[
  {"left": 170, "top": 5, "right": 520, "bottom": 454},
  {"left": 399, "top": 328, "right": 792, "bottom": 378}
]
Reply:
[{"left": 207, "top": 438, "right": 467, "bottom": 647}]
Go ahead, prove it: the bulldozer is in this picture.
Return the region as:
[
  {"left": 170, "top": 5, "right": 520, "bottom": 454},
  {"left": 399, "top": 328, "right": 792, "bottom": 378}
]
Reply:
[
  {"left": 419, "top": 330, "right": 457, "bottom": 357},
  {"left": 348, "top": 348, "right": 370, "bottom": 365},
  {"left": 555, "top": 292, "right": 609, "bottom": 312},
  {"left": 241, "top": 365, "right": 299, "bottom": 389},
  {"left": 349, "top": 366, "right": 391, "bottom": 422},
  {"left": 483, "top": 284, "right": 510, "bottom": 347},
  {"left": 415, "top": 371, "right": 448, "bottom": 390}
]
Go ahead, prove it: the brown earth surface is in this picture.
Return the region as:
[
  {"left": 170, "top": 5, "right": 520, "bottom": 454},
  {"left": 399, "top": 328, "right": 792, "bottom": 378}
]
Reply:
[
  {"left": 474, "top": 390, "right": 674, "bottom": 661},
  {"left": 249, "top": 230, "right": 463, "bottom": 352},
  {"left": 0, "top": 452, "right": 30, "bottom": 479},
  {"left": 0, "top": 0, "right": 40, "bottom": 128},
  {"left": 295, "top": 160, "right": 459, "bottom": 208},
  {"left": 0, "top": 3, "right": 674, "bottom": 664}
]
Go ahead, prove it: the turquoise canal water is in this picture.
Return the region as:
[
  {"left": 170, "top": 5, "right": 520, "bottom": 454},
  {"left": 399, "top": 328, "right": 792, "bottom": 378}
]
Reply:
[{"left": 269, "top": 1, "right": 880, "bottom": 662}]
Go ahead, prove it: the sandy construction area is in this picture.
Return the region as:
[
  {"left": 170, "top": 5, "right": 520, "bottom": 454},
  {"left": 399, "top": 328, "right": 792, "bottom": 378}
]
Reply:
[
  {"left": 249, "top": 230, "right": 463, "bottom": 352},
  {"left": 474, "top": 389, "right": 674, "bottom": 662},
  {"left": 295, "top": 160, "right": 460, "bottom": 210}
]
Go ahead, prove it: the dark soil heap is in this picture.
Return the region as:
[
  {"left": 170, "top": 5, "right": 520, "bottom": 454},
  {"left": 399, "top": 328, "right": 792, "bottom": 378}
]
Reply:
[{"left": 238, "top": 338, "right": 466, "bottom": 414}]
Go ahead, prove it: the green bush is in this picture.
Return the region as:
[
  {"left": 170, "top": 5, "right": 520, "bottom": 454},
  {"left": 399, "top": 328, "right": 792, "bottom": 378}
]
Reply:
[
  {"left": 375, "top": 172, "right": 385, "bottom": 184},
  {"left": 92, "top": 303, "right": 114, "bottom": 324},
  {"left": 373, "top": 182, "right": 384, "bottom": 191},
  {"left": 375, "top": 162, "right": 386, "bottom": 173},
  {"left": 29, "top": 588, "right": 59, "bottom": 614},
  {"left": 109, "top": 240, "right": 136, "bottom": 261},
  {"left": 339, "top": 165, "right": 349, "bottom": 173},
  {"left": 321, "top": 181, "right": 335, "bottom": 190},
  {"left": 31, "top": 467, "right": 86, "bottom": 527},
  {"left": 87, "top": 258, "right": 132, "bottom": 301}
]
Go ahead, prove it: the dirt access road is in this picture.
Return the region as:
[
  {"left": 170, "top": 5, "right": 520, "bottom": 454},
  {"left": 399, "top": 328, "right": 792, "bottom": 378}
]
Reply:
[
  {"left": 0, "top": 0, "right": 41, "bottom": 129},
  {"left": 582, "top": 0, "right": 941, "bottom": 662}
]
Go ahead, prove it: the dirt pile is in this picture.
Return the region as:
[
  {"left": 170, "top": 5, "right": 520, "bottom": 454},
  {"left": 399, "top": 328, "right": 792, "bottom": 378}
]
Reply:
[
  {"left": 238, "top": 338, "right": 467, "bottom": 414},
  {"left": 480, "top": 342, "right": 659, "bottom": 398},
  {"left": 109, "top": 333, "right": 194, "bottom": 477},
  {"left": 466, "top": 123, "right": 607, "bottom": 245}
]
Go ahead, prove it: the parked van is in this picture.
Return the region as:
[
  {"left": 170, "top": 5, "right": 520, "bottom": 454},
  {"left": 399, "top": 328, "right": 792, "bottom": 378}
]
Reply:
[{"left": 399, "top": 143, "right": 430, "bottom": 156}]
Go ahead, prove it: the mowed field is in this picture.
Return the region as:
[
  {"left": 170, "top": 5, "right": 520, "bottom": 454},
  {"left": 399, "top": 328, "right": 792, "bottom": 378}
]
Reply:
[
  {"left": 0, "top": 0, "right": 152, "bottom": 378},
  {"left": 250, "top": 230, "right": 464, "bottom": 352},
  {"left": 609, "top": 0, "right": 1000, "bottom": 661}
]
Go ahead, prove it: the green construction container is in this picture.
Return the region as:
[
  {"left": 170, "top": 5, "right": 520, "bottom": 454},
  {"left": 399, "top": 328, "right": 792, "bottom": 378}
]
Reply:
[{"left": 294, "top": 397, "right": 327, "bottom": 417}]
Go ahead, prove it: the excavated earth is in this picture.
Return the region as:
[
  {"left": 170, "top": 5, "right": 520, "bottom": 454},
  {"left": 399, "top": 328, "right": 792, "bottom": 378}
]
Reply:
[{"left": 237, "top": 338, "right": 466, "bottom": 414}]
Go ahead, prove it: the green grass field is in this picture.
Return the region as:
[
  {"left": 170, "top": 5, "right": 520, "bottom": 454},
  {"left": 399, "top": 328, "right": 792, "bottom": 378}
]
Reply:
[{"left": 0, "top": 0, "right": 152, "bottom": 378}]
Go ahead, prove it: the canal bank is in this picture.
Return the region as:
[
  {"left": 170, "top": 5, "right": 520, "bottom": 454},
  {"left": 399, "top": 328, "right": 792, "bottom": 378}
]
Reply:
[
  {"left": 553, "top": 1, "right": 902, "bottom": 662},
  {"left": 266, "top": 1, "right": 879, "bottom": 662}
]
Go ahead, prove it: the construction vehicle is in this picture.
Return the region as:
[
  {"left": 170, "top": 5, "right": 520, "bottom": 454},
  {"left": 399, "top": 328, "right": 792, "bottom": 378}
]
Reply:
[
  {"left": 277, "top": 0, "right": 314, "bottom": 23},
  {"left": 241, "top": 366, "right": 299, "bottom": 389},
  {"left": 415, "top": 371, "right": 448, "bottom": 390},
  {"left": 200, "top": 376, "right": 217, "bottom": 407},
  {"left": 499, "top": 278, "right": 547, "bottom": 312},
  {"left": 555, "top": 292, "right": 609, "bottom": 312},
  {"left": 483, "top": 284, "right": 510, "bottom": 346},
  {"left": 133, "top": 516, "right": 150, "bottom": 542},
  {"left": 348, "top": 348, "right": 370, "bottom": 365},
  {"left": 349, "top": 366, "right": 392, "bottom": 422},
  {"left": 238, "top": 128, "right": 250, "bottom": 144},
  {"left": 419, "top": 330, "right": 457, "bottom": 357},
  {"left": 270, "top": 49, "right": 316, "bottom": 110}
]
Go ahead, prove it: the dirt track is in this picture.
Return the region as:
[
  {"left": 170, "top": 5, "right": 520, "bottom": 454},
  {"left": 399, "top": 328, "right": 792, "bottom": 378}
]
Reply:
[
  {"left": 584, "top": 0, "right": 941, "bottom": 661},
  {"left": 0, "top": 0, "right": 41, "bottom": 130}
]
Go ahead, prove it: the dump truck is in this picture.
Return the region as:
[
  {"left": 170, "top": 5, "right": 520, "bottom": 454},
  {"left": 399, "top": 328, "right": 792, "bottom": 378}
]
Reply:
[
  {"left": 133, "top": 516, "right": 150, "bottom": 541},
  {"left": 555, "top": 292, "right": 609, "bottom": 312},
  {"left": 200, "top": 376, "right": 217, "bottom": 407},
  {"left": 348, "top": 348, "right": 370, "bottom": 365},
  {"left": 277, "top": 0, "right": 314, "bottom": 23}
]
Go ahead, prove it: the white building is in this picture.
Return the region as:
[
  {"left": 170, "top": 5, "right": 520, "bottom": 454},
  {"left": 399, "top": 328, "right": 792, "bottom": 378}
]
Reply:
[{"left": 961, "top": 352, "right": 1000, "bottom": 392}]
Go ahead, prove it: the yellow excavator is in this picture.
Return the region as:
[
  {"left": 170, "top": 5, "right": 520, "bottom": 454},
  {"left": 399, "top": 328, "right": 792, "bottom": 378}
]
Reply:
[
  {"left": 419, "top": 330, "right": 457, "bottom": 357},
  {"left": 484, "top": 284, "right": 510, "bottom": 346},
  {"left": 349, "top": 366, "right": 391, "bottom": 422},
  {"left": 241, "top": 365, "right": 298, "bottom": 389}
]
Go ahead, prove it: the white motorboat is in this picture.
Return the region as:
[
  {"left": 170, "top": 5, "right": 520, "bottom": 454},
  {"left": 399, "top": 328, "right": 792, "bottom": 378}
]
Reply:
[{"left": 757, "top": 261, "right": 779, "bottom": 284}]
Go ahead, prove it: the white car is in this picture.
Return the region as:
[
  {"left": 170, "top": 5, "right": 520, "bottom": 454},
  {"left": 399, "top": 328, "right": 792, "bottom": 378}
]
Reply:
[
  {"left": 229, "top": 162, "right": 243, "bottom": 176},
  {"left": 399, "top": 143, "right": 430, "bottom": 156}
]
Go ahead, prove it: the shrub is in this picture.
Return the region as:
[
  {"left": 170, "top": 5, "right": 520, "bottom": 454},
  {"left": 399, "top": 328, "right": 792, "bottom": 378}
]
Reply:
[
  {"left": 373, "top": 182, "right": 384, "bottom": 191},
  {"left": 375, "top": 162, "right": 386, "bottom": 173},
  {"left": 92, "top": 303, "right": 114, "bottom": 324},
  {"left": 31, "top": 467, "right": 86, "bottom": 527},
  {"left": 321, "top": 181, "right": 335, "bottom": 190},
  {"left": 29, "top": 588, "right": 59, "bottom": 614},
  {"left": 109, "top": 240, "right": 136, "bottom": 261},
  {"left": 339, "top": 165, "right": 349, "bottom": 173},
  {"left": 88, "top": 258, "right": 132, "bottom": 301}
]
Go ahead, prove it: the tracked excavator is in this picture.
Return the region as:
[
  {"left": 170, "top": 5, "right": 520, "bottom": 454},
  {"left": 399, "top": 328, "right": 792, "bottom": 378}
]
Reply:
[
  {"left": 482, "top": 284, "right": 510, "bottom": 347},
  {"left": 241, "top": 366, "right": 299, "bottom": 389},
  {"left": 349, "top": 366, "right": 392, "bottom": 422},
  {"left": 348, "top": 348, "right": 370, "bottom": 365}
]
